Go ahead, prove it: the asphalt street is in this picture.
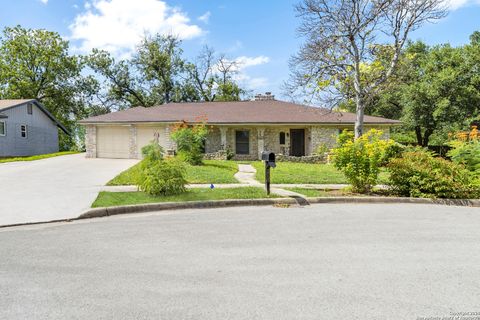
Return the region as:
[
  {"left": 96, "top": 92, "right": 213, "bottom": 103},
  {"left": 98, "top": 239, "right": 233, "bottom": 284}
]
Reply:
[{"left": 1, "top": 203, "right": 480, "bottom": 319}]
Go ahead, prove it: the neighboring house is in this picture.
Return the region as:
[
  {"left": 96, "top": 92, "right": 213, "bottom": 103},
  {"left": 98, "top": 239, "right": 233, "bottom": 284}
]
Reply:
[
  {"left": 0, "top": 99, "right": 68, "bottom": 157},
  {"left": 79, "top": 93, "right": 400, "bottom": 160}
]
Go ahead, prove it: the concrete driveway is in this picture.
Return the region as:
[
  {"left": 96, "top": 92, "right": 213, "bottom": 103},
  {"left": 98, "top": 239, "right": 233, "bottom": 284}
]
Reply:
[
  {"left": 1, "top": 203, "right": 479, "bottom": 319},
  {"left": 0, "top": 153, "right": 137, "bottom": 226}
]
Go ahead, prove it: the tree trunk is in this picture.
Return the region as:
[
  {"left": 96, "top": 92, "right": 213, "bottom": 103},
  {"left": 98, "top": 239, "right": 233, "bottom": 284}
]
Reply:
[
  {"left": 415, "top": 126, "right": 423, "bottom": 146},
  {"left": 422, "top": 128, "right": 433, "bottom": 147},
  {"left": 354, "top": 96, "right": 365, "bottom": 139}
]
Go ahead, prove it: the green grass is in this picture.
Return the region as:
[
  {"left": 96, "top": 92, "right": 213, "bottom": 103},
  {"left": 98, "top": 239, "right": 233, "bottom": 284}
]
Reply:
[
  {"left": 107, "top": 159, "right": 239, "bottom": 186},
  {"left": 283, "top": 187, "right": 333, "bottom": 197},
  {"left": 92, "top": 187, "right": 279, "bottom": 208},
  {"left": 0, "top": 151, "right": 79, "bottom": 164},
  {"left": 252, "top": 161, "right": 389, "bottom": 185}
]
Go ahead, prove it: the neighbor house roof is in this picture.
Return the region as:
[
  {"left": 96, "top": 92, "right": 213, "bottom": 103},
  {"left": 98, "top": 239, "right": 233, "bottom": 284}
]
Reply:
[
  {"left": 0, "top": 99, "right": 69, "bottom": 134},
  {"left": 79, "top": 100, "right": 401, "bottom": 125}
]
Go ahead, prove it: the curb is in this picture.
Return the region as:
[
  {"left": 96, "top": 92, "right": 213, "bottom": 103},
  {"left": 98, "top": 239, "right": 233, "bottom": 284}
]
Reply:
[
  {"left": 306, "top": 197, "right": 480, "bottom": 207},
  {"left": 1, "top": 196, "right": 479, "bottom": 229},
  {"left": 78, "top": 198, "right": 299, "bottom": 220}
]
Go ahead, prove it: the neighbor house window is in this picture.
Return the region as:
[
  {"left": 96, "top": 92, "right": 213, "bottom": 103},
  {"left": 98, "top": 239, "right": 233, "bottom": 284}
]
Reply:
[
  {"left": 27, "top": 103, "right": 33, "bottom": 115},
  {"left": 20, "top": 125, "right": 27, "bottom": 138},
  {"left": 279, "top": 132, "right": 286, "bottom": 145},
  {"left": 0, "top": 121, "right": 5, "bottom": 136},
  {"left": 235, "top": 130, "right": 249, "bottom": 155}
]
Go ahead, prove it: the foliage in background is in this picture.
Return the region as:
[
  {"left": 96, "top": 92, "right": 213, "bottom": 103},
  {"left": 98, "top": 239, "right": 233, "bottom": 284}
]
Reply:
[
  {"left": 387, "top": 148, "right": 479, "bottom": 199},
  {"left": 342, "top": 37, "right": 480, "bottom": 146},
  {"left": 136, "top": 142, "right": 187, "bottom": 196},
  {"left": 0, "top": 26, "right": 99, "bottom": 150},
  {"left": 171, "top": 121, "right": 209, "bottom": 165},
  {"left": 448, "top": 126, "right": 480, "bottom": 173},
  {"left": 331, "top": 129, "right": 395, "bottom": 192}
]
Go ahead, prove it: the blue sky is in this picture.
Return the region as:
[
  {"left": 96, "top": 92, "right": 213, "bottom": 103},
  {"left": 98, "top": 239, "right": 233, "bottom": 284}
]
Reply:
[{"left": 1, "top": 0, "right": 480, "bottom": 99}]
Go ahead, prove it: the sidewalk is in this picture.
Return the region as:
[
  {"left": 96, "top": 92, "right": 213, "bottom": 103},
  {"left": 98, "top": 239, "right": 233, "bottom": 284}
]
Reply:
[{"left": 100, "top": 164, "right": 370, "bottom": 197}]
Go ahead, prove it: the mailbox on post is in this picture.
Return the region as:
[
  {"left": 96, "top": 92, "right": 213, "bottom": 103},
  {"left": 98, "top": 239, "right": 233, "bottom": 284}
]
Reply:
[{"left": 261, "top": 151, "right": 276, "bottom": 195}]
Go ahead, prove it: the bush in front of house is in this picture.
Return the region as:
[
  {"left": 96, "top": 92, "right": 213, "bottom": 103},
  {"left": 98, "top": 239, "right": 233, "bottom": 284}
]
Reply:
[
  {"left": 331, "top": 129, "right": 395, "bottom": 193},
  {"left": 447, "top": 126, "right": 480, "bottom": 174},
  {"left": 137, "top": 143, "right": 187, "bottom": 196},
  {"left": 387, "top": 148, "right": 479, "bottom": 199},
  {"left": 171, "top": 121, "right": 208, "bottom": 165}
]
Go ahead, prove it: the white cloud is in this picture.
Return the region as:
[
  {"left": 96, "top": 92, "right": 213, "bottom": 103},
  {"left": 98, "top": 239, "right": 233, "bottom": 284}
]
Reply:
[
  {"left": 235, "top": 56, "right": 270, "bottom": 69},
  {"left": 39, "top": 0, "right": 48, "bottom": 4},
  {"left": 198, "top": 11, "right": 211, "bottom": 24},
  {"left": 69, "top": 0, "right": 203, "bottom": 57},
  {"left": 445, "top": 0, "right": 480, "bottom": 10}
]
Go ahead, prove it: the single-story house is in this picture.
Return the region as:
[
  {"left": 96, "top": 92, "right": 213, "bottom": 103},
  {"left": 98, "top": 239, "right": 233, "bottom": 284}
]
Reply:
[
  {"left": 0, "top": 99, "right": 68, "bottom": 157},
  {"left": 79, "top": 93, "right": 400, "bottom": 160}
]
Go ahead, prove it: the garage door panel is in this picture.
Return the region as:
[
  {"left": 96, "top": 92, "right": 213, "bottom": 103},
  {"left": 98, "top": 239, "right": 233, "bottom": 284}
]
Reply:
[
  {"left": 137, "top": 126, "right": 168, "bottom": 157},
  {"left": 97, "top": 126, "right": 130, "bottom": 159}
]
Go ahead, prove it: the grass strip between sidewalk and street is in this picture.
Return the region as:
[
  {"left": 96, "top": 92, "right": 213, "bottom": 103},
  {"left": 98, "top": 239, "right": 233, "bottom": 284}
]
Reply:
[
  {"left": 0, "top": 151, "right": 79, "bottom": 164},
  {"left": 107, "top": 159, "right": 239, "bottom": 186},
  {"left": 92, "top": 187, "right": 279, "bottom": 208}
]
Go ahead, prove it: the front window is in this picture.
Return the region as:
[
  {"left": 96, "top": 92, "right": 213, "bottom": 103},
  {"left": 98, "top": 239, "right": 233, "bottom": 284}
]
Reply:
[
  {"left": 0, "top": 121, "right": 5, "bottom": 136},
  {"left": 27, "top": 103, "right": 33, "bottom": 115},
  {"left": 279, "top": 132, "right": 286, "bottom": 145},
  {"left": 20, "top": 125, "right": 27, "bottom": 138},
  {"left": 235, "top": 130, "right": 249, "bottom": 155}
]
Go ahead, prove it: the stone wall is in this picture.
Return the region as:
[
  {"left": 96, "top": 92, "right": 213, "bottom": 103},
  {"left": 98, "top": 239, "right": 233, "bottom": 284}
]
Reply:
[
  {"left": 85, "top": 125, "right": 96, "bottom": 158},
  {"left": 310, "top": 127, "right": 338, "bottom": 154},
  {"left": 128, "top": 125, "right": 138, "bottom": 159},
  {"left": 276, "top": 154, "right": 327, "bottom": 163},
  {"left": 205, "top": 127, "right": 221, "bottom": 153}
]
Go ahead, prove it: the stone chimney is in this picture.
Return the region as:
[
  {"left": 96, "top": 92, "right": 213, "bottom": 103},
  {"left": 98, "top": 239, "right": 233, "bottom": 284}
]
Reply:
[{"left": 254, "top": 92, "right": 275, "bottom": 101}]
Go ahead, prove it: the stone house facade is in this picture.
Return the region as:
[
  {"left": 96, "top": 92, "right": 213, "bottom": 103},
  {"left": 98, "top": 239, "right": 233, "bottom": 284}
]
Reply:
[{"left": 80, "top": 94, "right": 398, "bottom": 160}]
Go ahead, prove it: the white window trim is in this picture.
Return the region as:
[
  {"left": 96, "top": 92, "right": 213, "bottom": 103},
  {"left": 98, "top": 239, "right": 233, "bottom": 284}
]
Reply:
[
  {"left": 0, "top": 121, "right": 5, "bottom": 137},
  {"left": 20, "top": 124, "right": 27, "bottom": 138}
]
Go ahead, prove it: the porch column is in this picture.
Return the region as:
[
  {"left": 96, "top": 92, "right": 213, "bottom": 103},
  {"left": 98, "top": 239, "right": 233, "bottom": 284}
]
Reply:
[
  {"left": 257, "top": 128, "right": 266, "bottom": 159},
  {"left": 220, "top": 127, "right": 228, "bottom": 149},
  {"left": 128, "top": 124, "right": 138, "bottom": 159}
]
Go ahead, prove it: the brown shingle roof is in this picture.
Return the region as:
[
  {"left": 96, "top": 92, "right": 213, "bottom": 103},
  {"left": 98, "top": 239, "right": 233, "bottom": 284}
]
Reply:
[
  {"left": 0, "top": 99, "right": 35, "bottom": 111},
  {"left": 79, "top": 100, "right": 401, "bottom": 125}
]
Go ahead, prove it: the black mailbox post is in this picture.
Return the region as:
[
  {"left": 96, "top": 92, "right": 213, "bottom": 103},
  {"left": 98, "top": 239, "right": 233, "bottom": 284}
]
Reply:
[{"left": 261, "top": 151, "right": 276, "bottom": 195}]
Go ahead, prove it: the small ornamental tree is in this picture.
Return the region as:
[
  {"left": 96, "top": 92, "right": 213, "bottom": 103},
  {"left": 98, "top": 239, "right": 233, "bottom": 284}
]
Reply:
[
  {"left": 331, "top": 129, "right": 395, "bottom": 192},
  {"left": 171, "top": 120, "right": 209, "bottom": 165}
]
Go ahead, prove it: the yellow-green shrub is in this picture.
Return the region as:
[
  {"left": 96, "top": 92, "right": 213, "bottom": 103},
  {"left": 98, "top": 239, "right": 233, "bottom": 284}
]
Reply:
[{"left": 331, "top": 129, "right": 395, "bottom": 192}]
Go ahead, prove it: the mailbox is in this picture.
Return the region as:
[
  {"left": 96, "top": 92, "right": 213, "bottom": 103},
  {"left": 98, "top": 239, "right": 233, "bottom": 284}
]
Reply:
[
  {"left": 261, "top": 151, "right": 276, "bottom": 195},
  {"left": 261, "top": 151, "right": 276, "bottom": 168}
]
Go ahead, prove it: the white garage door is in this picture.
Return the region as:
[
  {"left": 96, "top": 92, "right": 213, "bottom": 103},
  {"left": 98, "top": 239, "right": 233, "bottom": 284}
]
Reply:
[
  {"left": 96, "top": 126, "right": 130, "bottom": 159},
  {"left": 137, "top": 126, "right": 168, "bottom": 157}
]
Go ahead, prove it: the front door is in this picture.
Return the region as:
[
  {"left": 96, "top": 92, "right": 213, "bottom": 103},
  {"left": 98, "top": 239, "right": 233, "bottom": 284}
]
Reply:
[{"left": 290, "top": 129, "right": 305, "bottom": 156}]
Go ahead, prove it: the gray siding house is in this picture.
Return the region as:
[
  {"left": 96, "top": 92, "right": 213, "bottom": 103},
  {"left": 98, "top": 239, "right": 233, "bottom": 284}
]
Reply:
[{"left": 0, "top": 99, "right": 68, "bottom": 157}]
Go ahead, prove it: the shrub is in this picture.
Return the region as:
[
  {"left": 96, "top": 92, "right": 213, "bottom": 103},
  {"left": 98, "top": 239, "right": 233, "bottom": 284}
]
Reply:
[
  {"left": 171, "top": 121, "right": 208, "bottom": 165},
  {"left": 136, "top": 142, "right": 187, "bottom": 196},
  {"left": 331, "top": 129, "right": 395, "bottom": 193},
  {"left": 387, "top": 149, "right": 479, "bottom": 199},
  {"left": 447, "top": 126, "right": 480, "bottom": 173}
]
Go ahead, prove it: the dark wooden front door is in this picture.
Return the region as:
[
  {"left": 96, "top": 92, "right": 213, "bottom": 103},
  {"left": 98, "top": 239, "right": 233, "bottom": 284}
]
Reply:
[{"left": 290, "top": 129, "right": 305, "bottom": 156}]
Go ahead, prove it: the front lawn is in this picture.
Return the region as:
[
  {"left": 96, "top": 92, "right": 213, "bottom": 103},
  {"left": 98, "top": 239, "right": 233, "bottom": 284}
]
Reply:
[
  {"left": 0, "top": 151, "right": 79, "bottom": 164},
  {"left": 92, "top": 187, "right": 279, "bottom": 207},
  {"left": 107, "top": 159, "right": 239, "bottom": 186},
  {"left": 252, "top": 161, "right": 389, "bottom": 185}
]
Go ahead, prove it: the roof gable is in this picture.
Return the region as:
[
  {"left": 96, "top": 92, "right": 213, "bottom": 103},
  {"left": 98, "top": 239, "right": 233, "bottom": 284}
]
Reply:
[{"left": 0, "top": 99, "right": 69, "bottom": 134}]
